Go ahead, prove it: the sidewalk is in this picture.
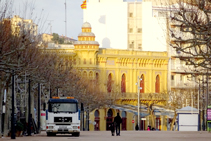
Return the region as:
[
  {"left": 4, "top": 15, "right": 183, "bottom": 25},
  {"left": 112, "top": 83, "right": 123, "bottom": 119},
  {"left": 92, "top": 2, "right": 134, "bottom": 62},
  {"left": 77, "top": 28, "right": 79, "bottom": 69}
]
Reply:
[{"left": 1, "top": 131, "right": 211, "bottom": 141}]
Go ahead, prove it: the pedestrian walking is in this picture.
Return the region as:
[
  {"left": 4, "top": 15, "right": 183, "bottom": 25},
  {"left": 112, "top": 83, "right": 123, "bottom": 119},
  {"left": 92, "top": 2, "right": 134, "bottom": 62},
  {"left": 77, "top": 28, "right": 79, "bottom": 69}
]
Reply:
[
  {"left": 114, "top": 113, "right": 122, "bottom": 136},
  {"left": 135, "top": 124, "right": 139, "bottom": 131},
  {"left": 110, "top": 122, "right": 115, "bottom": 136}
]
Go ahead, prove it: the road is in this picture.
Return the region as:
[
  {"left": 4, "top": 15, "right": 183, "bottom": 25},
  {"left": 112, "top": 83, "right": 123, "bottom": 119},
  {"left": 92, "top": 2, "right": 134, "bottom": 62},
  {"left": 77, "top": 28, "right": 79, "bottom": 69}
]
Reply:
[{"left": 1, "top": 131, "right": 211, "bottom": 141}]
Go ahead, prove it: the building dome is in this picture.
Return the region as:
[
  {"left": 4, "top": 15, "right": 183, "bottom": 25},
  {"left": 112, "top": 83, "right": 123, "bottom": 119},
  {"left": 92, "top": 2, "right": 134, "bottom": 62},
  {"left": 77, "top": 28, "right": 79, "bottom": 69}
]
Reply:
[
  {"left": 78, "top": 32, "right": 95, "bottom": 37},
  {"left": 82, "top": 22, "right": 91, "bottom": 28},
  {"left": 74, "top": 22, "right": 99, "bottom": 50}
]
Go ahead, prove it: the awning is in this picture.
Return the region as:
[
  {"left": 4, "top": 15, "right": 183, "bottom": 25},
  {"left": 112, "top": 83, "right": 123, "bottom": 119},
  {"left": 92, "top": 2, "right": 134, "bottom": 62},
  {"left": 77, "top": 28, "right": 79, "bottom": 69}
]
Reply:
[
  {"left": 111, "top": 105, "right": 149, "bottom": 117},
  {"left": 134, "top": 112, "right": 149, "bottom": 117},
  {"left": 110, "top": 104, "right": 175, "bottom": 118}
]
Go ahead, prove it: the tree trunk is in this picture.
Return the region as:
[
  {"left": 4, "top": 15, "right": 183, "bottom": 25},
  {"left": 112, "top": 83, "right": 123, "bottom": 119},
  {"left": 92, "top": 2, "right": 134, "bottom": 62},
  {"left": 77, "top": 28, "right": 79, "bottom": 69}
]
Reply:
[
  {"left": 31, "top": 91, "right": 35, "bottom": 123},
  {"left": 3, "top": 89, "right": 11, "bottom": 137},
  {"left": 25, "top": 90, "right": 28, "bottom": 125},
  {"left": 0, "top": 72, "right": 4, "bottom": 137},
  {"left": 170, "top": 111, "right": 177, "bottom": 131},
  {"left": 150, "top": 110, "right": 155, "bottom": 129},
  {"left": 3, "top": 110, "right": 9, "bottom": 137},
  {"left": 26, "top": 81, "right": 30, "bottom": 125},
  {"left": 0, "top": 85, "right": 3, "bottom": 137}
]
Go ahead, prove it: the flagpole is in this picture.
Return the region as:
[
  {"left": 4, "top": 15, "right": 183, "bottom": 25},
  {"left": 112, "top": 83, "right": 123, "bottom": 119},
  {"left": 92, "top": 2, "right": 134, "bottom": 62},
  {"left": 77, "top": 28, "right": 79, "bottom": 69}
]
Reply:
[
  {"left": 81, "top": 0, "right": 87, "bottom": 22},
  {"left": 84, "top": 8, "right": 86, "bottom": 22},
  {"left": 65, "top": 0, "right": 67, "bottom": 37},
  {"left": 84, "top": 0, "right": 87, "bottom": 22}
]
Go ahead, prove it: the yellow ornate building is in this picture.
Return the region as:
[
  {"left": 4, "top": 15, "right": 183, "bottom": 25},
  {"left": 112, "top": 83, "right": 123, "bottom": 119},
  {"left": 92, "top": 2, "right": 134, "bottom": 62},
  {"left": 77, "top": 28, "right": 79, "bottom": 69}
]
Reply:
[{"left": 45, "top": 22, "right": 169, "bottom": 131}]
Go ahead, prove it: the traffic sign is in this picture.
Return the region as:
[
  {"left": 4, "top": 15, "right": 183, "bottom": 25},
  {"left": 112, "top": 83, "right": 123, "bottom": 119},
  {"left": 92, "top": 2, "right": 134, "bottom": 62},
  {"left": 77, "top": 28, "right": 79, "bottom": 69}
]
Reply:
[{"left": 132, "top": 120, "right": 134, "bottom": 123}]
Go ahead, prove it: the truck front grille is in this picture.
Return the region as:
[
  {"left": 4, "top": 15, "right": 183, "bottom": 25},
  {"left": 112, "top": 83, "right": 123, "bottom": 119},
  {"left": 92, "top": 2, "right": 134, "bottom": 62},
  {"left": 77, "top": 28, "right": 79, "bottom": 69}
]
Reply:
[{"left": 54, "top": 117, "right": 72, "bottom": 122}]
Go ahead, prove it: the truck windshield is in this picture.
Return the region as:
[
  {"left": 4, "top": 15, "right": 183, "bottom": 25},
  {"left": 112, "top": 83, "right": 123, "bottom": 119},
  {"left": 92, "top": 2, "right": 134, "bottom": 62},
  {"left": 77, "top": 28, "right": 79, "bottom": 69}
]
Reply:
[{"left": 48, "top": 103, "right": 77, "bottom": 113}]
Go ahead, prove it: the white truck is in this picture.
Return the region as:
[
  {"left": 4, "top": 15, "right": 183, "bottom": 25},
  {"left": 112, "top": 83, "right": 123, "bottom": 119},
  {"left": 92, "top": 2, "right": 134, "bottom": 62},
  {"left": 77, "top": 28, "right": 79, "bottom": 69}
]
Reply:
[{"left": 46, "top": 97, "right": 80, "bottom": 136}]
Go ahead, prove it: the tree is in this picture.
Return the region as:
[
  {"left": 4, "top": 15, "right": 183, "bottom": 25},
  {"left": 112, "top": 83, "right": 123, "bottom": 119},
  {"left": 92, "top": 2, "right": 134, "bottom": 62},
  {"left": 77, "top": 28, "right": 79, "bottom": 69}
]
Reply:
[
  {"left": 59, "top": 72, "right": 119, "bottom": 112},
  {"left": 140, "top": 92, "right": 168, "bottom": 129},
  {"left": 153, "top": 0, "right": 211, "bottom": 130},
  {"left": 0, "top": 1, "right": 63, "bottom": 136},
  {"left": 51, "top": 33, "right": 64, "bottom": 44},
  {"left": 166, "top": 88, "right": 198, "bottom": 131},
  {"left": 169, "top": 0, "right": 211, "bottom": 70},
  {"left": 167, "top": 0, "right": 211, "bottom": 125}
]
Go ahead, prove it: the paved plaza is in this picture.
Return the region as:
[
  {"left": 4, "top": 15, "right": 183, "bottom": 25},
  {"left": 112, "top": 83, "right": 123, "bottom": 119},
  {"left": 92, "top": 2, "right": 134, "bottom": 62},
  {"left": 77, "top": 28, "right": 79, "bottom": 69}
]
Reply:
[{"left": 1, "top": 131, "right": 211, "bottom": 141}]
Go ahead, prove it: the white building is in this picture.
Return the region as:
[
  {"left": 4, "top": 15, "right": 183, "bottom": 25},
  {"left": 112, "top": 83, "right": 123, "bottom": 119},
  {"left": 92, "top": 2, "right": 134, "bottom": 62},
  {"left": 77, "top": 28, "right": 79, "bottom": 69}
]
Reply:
[
  {"left": 84, "top": 0, "right": 167, "bottom": 51},
  {"left": 85, "top": 0, "right": 199, "bottom": 94}
]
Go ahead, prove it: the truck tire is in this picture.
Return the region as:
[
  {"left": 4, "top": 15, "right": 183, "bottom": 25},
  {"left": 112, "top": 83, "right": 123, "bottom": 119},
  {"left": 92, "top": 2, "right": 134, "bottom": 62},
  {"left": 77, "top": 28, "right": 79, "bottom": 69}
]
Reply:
[
  {"left": 72, "top": 132, "right": 80, "bottom": 137},
  {"left": 47, "top": 133, "right": 56, "bottom": 136}
]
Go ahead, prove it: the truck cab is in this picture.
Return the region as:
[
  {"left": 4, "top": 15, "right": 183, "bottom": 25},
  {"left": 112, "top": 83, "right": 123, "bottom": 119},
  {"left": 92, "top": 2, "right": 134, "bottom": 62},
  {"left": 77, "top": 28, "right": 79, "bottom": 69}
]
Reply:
[{"left": 46, "top": 97, "right": 80, "bottom": 136}]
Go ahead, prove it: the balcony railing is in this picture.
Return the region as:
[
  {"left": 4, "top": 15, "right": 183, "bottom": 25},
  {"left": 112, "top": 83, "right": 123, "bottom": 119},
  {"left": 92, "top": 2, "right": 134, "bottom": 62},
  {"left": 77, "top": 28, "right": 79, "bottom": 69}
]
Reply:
[
  {"left": 117, "top": 93, "right": 168, "bottom": 101},
  {"left": 171, "top": 80, "right": 198, "bottom": 88}
]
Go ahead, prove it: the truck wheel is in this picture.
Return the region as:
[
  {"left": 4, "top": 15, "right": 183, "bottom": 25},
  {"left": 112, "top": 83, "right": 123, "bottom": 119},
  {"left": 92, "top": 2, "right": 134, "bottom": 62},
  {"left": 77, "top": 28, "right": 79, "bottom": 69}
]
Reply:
[
  {"left": 47, "top": 133, "right": 56, "bottom": 136},
  {"left": 72, "top": 132, "right": 80, "bottom": 137}
]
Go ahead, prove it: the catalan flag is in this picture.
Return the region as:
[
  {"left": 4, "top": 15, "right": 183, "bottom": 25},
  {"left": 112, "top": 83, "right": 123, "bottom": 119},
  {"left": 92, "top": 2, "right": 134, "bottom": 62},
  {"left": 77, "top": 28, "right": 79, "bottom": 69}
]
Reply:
[{"left": 81, "top": 0, "right": 86, "bottom": 9}]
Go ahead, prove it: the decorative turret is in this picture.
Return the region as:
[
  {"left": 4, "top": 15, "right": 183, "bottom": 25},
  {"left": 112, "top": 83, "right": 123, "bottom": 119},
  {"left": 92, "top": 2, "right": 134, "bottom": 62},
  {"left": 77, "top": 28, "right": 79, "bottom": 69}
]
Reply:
[{"left": 74, "top": 22, "right": 99, "bottom": 50}]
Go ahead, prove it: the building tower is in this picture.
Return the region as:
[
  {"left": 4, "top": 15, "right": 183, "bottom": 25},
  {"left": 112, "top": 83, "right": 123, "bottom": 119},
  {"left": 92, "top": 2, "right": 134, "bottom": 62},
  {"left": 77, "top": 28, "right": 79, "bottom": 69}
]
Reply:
[{"left": 74, "top": 22, "right": 99, "bottom": 66}]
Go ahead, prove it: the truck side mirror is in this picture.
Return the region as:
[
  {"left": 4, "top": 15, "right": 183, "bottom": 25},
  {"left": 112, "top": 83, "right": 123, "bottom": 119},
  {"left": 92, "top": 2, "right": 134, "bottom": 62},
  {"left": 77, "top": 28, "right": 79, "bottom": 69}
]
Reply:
[
  {"left": 81, "top": 103, "right": 84, "bottom": 111},
  {"left": 43, "top": 103, "right": 46, "bottom": 111}
]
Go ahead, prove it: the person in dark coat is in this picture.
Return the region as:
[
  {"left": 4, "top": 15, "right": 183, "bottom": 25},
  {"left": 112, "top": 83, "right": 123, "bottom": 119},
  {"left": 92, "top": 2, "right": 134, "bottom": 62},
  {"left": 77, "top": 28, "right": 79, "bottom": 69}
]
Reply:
[
  {"left": 114, "top": 113, "right": 122, "bottom": 136},
  {"left": 110, "top": 122, "right": 115, "bottom": 136},
  {"left": 135, "top": 124, "right": 139, "bottom": 131}
]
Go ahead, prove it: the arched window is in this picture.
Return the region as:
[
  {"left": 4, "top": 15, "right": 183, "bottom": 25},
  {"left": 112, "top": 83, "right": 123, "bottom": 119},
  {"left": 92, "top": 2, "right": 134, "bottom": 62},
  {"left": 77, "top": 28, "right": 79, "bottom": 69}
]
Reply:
[
  {"left": 84, "top": 58, "right": 86, "bottom": 64},
  {"left": 121, "top": 111, "right": 127, "bottom": 130},
  {"left": 121, "top": 74, "right": 126, "bottom": 93},
  {"left": 107, "top": 109, "right": 113, "bottom": 117},
  {"left": 79, "top": 58, "right": 81, "bottom": 64},
  {"left": 90, "top": 58, "right": 92, "bottom": 64},
  {"left": 95, "top": 110, "right": 99, "bottom": 117},
  {"left": 140, "top": 74, "right": 144, "bottom": 93},
  {"left": 78, "top": 71, "right": 81, "bottom": 76},
  {"left": 155, "top": 75, "right": 160, "bottom": 93},
  {"left": 89, "top": 71, "right": 93, "bottom": 79},
  {"left": 96, "top": 73, "right": 99, "bottom": 83},
  {"left": 94, "top": 110, "right": 100, "bottom": 131},
  {"left": 107, "top": 73, "right": 113, "bottom": 93},
  {"left": 121, "top": 111, "right": 126, "bottom": 118},
  {"left": 83, "top": 71, "right": 87, "bottom": 78},
  {"left": 106, "top": 109, "right": 113, "bottom": 130}
]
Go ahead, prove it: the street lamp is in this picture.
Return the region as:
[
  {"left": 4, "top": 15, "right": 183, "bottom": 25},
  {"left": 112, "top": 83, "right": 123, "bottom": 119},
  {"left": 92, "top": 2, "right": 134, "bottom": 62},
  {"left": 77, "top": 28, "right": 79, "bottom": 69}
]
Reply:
[
  {"left": 136, "top": 76, "right": 142, "bottom": 130},
  {"left": 11, "top": 70, "right": 15, "bottom": 139}
]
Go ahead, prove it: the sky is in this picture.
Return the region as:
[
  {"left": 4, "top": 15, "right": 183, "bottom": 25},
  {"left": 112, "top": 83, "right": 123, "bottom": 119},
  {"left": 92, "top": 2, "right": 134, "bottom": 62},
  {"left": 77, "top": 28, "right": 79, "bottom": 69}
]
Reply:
[
  {"left": 13, "top": 0, "right": 84, "bottom": 39},
  {"left": 12, "top": 0, "right": 142, "bottom": 40}
]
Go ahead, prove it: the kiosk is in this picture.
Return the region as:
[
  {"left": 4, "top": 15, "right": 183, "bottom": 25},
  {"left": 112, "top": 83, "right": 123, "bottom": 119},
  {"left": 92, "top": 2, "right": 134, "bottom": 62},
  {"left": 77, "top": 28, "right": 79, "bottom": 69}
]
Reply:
[{"left": 177, "top": 106, "right": 199, "bottom": 131}]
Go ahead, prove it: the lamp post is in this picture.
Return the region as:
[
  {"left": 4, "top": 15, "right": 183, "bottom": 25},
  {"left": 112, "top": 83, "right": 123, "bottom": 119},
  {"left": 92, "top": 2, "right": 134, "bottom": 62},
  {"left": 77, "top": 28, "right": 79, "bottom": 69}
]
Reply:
[
  {"left": 202, "top": 75, "right": 205, "bottom": 130},
  {"left": 57, "top": 87, "right": 59, "bottom": 97},
  {"left": 136, "top": 76, "right": 142, "bottom": 130},
  {"left": 37, "top": 83, "right": 41, "bottom": 133},
  {"left": 11, "top": 71, "right": 15, "bottom": 139},
  {"left": 27, "top": 79, "right": 31, "bottom": 136}
]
